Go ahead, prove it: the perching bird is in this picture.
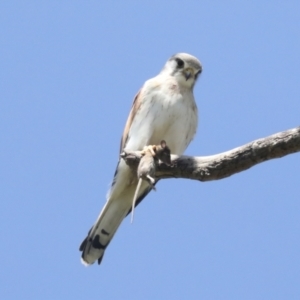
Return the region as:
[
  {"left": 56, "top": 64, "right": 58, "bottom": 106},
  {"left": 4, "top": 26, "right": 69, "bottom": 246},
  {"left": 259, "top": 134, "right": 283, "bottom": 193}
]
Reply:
[{"left": 79, "top": 53, "right": 202, "bottom": 265}]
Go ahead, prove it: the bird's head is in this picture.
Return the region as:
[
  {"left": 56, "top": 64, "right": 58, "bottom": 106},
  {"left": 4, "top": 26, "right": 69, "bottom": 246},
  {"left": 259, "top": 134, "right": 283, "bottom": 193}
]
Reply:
[{"left": 161, "top": 53, "right": 202, "bottom": 89}]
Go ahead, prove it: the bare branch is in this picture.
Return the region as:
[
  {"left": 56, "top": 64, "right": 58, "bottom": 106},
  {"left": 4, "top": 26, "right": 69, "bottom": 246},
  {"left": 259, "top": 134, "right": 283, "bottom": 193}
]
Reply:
[{"left": 121, "top": 126, "right": 300, "bottom": 182}]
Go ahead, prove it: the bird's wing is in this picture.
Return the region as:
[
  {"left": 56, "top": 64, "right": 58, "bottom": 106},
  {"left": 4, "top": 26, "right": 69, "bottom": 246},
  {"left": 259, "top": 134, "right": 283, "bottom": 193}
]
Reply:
[
  {"left": 79, "top": 87, "right": 156, "bottom": 266},
  {"left": 119, "top": 90, "right": 142, "bottom": 153}
]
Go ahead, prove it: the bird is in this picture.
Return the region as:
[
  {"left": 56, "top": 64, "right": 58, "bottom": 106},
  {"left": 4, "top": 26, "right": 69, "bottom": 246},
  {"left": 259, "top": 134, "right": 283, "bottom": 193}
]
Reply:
[{"left": 79, "top": 53, "right": 202, "bottom": 265}]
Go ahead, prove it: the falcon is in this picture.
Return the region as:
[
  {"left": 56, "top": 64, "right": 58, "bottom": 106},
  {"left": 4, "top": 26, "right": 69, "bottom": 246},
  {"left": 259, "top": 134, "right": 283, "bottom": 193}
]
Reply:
[{"left": 79, "top": 53, "right": 202, "bottom": 265}]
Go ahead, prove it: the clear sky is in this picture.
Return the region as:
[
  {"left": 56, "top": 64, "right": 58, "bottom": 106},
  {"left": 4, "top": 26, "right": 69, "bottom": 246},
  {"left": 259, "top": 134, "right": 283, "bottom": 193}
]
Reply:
[{"left": 1, "top": 1, "right": 300, "bottom": 299}]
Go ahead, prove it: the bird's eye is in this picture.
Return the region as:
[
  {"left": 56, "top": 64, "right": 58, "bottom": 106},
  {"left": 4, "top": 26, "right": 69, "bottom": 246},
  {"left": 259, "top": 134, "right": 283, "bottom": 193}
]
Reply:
[{"left": 175, "top": 58, "right": 184, "bottom": 68}]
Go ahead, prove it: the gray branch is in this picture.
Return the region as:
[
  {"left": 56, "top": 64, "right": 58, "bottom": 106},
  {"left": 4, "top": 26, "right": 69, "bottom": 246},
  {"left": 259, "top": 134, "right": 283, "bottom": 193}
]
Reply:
[{"left": 121, "top": 126, "right": 300, "bottom": 182}]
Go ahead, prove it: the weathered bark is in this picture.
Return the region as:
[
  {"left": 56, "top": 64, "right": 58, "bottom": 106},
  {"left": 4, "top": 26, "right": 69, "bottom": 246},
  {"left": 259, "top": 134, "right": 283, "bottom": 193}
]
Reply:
[{"left": 120, "top": 126, "right": 300, "bottom": 182}]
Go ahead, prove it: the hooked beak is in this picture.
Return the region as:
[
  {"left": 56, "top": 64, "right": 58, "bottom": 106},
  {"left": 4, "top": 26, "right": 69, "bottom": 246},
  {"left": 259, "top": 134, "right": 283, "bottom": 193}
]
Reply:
[{"left": 183, "top": 69, "right": 193, "bottom": 81}]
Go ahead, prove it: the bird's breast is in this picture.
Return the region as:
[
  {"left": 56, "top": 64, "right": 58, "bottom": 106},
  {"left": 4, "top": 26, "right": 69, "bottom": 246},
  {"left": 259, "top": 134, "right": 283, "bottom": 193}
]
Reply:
[{"left": 125, "top": 81, "right": 198, "bottom": 155}]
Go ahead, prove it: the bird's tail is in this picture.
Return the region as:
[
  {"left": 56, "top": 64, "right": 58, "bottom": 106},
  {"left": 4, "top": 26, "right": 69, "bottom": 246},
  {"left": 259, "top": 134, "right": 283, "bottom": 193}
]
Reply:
[
  {"left": 79, "top": 197, "right": 131, "bottom": 265},
  {"left": 79, "top": 160, "right": 153, "bottom": 265}
]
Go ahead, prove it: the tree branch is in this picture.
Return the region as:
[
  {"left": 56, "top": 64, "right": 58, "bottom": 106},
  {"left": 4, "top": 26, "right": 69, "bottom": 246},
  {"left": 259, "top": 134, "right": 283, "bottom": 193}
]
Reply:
[{"left": 121, "top": 126, "right": 300, "bottom": 182}]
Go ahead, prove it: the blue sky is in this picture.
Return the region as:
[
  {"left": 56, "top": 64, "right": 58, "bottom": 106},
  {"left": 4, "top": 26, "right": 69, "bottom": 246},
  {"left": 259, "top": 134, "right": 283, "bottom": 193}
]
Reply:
[{"left": 1, "top": 1, "right": 300, "bottom": 299}]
